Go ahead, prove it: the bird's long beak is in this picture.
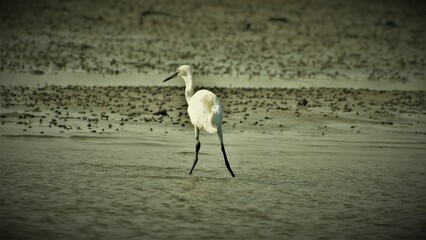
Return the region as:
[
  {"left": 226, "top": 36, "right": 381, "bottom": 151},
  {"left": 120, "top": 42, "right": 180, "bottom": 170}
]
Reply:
[{"left": 163, "top": 72, "right": 178, "bottom": 82}]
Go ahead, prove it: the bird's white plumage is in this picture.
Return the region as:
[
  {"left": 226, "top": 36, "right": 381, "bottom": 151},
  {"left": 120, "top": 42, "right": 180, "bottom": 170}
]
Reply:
[{"left": 188, "top": 89, "right": 222, "bottom": 134}]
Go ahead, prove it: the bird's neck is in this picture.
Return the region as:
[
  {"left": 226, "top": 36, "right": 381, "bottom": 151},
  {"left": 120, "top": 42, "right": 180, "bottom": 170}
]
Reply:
[{"left": 183, "top": 74, "right": 194, "bottom": 104}]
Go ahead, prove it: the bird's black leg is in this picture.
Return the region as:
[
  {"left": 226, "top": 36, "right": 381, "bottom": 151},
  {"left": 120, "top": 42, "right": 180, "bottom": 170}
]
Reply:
[
  {"left": 190, "top": 140, "right": 200, "bottom": 175},
  {"left": 218, "top": 126, "right": 235, "bottom": 177},
  {"left": 221, "top": 143, "right": 235, "bottom": 177},
  {"left": 190, "top": 127, "right": 200, "bottom": 175}
]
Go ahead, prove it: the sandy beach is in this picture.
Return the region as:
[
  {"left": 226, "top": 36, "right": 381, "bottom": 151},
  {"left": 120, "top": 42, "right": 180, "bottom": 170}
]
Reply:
[{"left": 1, "top": 0, "right": 425, "bottom": 239}]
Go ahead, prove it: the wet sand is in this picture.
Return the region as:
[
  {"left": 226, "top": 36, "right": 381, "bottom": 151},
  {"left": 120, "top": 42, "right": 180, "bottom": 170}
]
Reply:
[
  {"left": 1, "top": 85, "right": 425, "bottom": 136},
  {"left": 1, "top": 85, "right": 425, "bottom": 239}
]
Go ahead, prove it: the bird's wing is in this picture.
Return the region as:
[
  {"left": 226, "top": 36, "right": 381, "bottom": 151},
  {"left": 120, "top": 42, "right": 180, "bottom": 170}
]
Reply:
[{"left": 188, "top": 90, "right": 222, "bottom": 133}]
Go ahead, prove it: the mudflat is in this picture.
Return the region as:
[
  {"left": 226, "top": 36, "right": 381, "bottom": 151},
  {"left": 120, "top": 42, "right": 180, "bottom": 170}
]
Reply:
[
  {"left": 1, "top": 0, "right": 425, "bottom": 239},
  {"left": 1, "top": 85, "right": 425, "bottom": 239}
]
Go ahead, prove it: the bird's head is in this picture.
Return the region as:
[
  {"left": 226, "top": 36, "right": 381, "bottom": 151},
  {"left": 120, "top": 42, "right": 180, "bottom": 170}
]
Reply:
[{"left": 163, "top": 65, "right": 191, "bottom": 82}]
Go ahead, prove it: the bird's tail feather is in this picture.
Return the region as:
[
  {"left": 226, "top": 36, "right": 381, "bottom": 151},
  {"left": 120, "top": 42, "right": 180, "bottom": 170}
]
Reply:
[{"left": 204, "top": 105, "right": 221, "bottom": 134}]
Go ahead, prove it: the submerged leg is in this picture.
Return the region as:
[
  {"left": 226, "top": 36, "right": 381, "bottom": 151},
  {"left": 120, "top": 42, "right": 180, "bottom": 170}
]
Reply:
[
  {"left": 218, "top": 127, "right": 235, "bottom": 177},
  {"left": 190, "top": 127, "right": 200, "bottom": 175}
]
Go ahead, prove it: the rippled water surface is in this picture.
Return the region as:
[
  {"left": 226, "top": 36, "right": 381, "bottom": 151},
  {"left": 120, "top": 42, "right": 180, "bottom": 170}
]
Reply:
[{"left": 1, "top": 128, "right": 425, "bottom": 239}]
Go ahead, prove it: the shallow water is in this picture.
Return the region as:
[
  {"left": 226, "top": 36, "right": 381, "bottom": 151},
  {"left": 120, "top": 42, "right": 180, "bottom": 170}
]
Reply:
[
  {"left": 1, "top": 126, "right": 425, "bottom": 239},
  {"left": 1, "top": 71, "right": 425, "bottom": 91}
]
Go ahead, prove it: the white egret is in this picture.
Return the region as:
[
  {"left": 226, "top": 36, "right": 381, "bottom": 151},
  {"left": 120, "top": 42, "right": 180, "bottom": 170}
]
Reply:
[{"left": 163, "top": 65, "right": 235, "bottom": 177}]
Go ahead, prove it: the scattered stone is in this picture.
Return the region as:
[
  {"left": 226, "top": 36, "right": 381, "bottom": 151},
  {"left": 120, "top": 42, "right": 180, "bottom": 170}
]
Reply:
[
  {"left": 385, "top": 20, "right": 397, "bottom": 28},
  {"left": 297, "top": 99, "right": 308, "bottom": 107},
  {"left": 30, "top": 70, "right": 44, "bottom": 75},
  {"left": 153, "top": 109, "right": 168, "bottom": 116},
  {"left": 269, "top": 17, "right": 289, "bottom": 23}
]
